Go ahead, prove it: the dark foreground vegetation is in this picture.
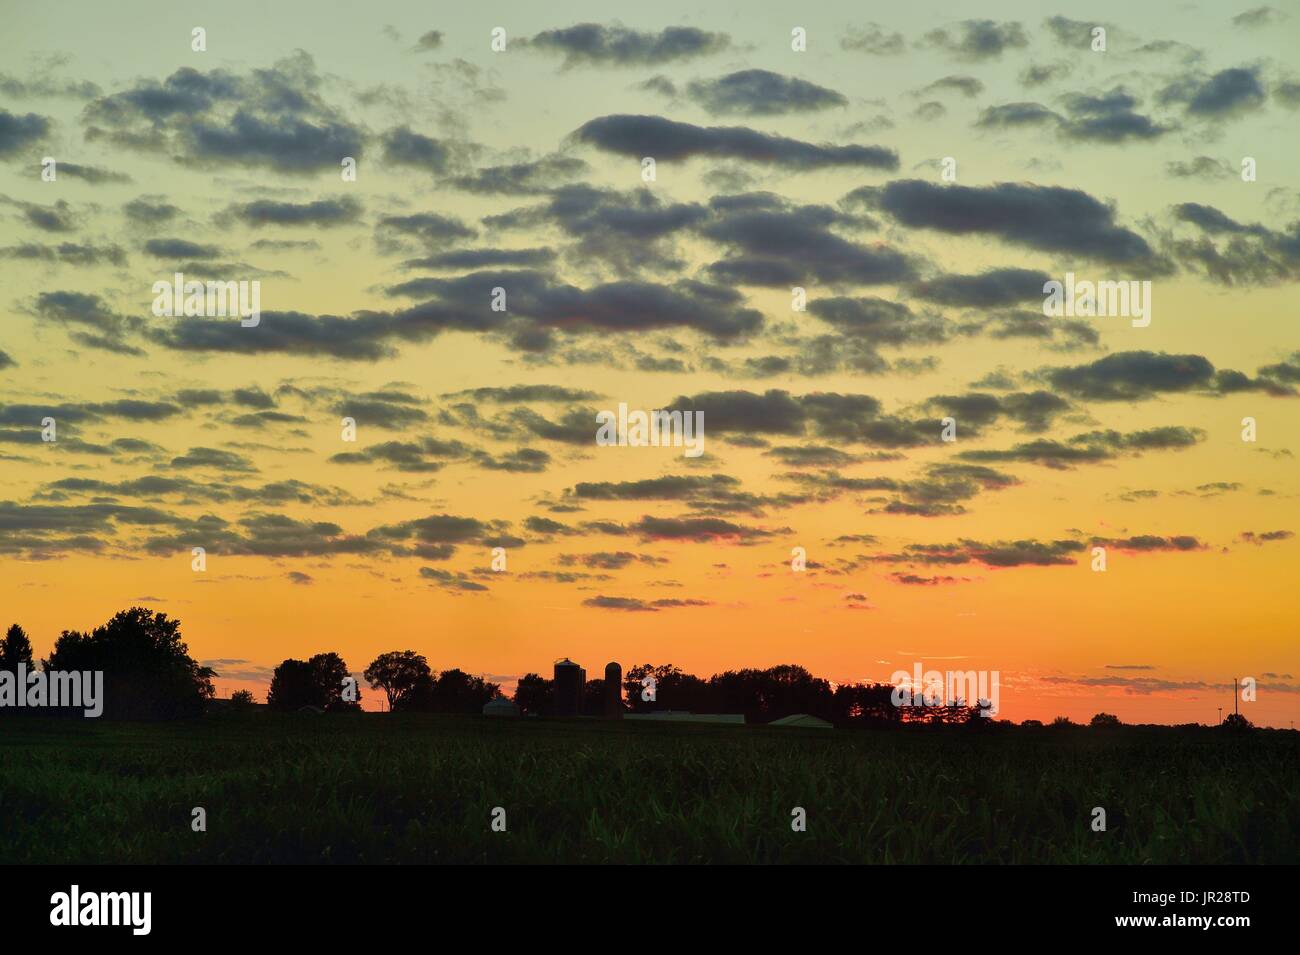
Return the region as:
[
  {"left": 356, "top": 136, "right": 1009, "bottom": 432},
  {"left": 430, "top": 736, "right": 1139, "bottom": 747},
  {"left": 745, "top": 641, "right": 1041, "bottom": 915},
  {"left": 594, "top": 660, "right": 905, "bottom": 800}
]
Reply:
[{"left": 1, "top": 713, "right": 1295, "bottom": 864}]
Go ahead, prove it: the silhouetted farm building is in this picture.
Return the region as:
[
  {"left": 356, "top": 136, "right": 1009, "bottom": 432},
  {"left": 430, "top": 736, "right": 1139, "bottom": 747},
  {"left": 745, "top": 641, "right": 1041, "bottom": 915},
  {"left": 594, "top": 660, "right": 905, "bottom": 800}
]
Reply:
[{"left": 554, "top": 658, "right": 585, "bottom": 716}]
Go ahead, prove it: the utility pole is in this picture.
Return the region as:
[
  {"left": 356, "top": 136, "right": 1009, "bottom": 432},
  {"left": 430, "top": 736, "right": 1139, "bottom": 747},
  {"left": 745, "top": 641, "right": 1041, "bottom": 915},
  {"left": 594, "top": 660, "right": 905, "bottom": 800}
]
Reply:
[
  {"left": 1234, "top": 677, "right": 1239, "bottom": 718},
  {"left": 1218, "top": 707, "right": 1222, "bottom": 724}
]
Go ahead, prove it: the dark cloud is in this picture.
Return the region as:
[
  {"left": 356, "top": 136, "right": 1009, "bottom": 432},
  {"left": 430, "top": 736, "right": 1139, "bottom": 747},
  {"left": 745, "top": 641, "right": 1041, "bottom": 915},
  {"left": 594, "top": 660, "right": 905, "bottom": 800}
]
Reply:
[
  {"left": 1273, "top": 79, "right": 1300, "bottom": 109},
  {"left": 54, "top": 162, "right": 132, "bottom": 185},
  {"left": 871, "top": 537, "right": 1086, "bottom": 568},
  {"left": 387, "top": 270, "right": 764, "bottom": 343},
  {"left": 1161, "top": 203, "right": 1300, "bottom": 286},
  {"left": 787, "top": 461, "right": 1018, "bottom": 517},
  {"left": 419, "top": 567, "right": 488, "bottom": 592},
  {"left": 664, "top": 389, "right": 807, "bottom": 435},
  {"left": 487, "top": 184, "right": 707, "bottom": 274},
  {"left": 959, "top": 426, "right": 1204, "bottom": 469},
  {"left": 401, "top": 248, "right": 556, "bottom": 270},
  {"left": 251, "top": 239, "right": 319, "bottom": 252},
  {"left": 222, "top": 196, "right": 362, "bottom": 228},
  {"left": 1019, "top": 62, "right": 1073, "bottom": 87},
  {"left": 923, "top": 20, "right": 1028, "bottom": 61},
  {"left": 0, "top": 242, "right": 127, "bottom": 267},
  {"left": 926, "top": 390, "right": 1071, "bottom": 433},
  {"left": 334, "top": 395, "right": 429, "bottom": 429},
  {"left": 807, "top": 296, "right": 946, "bottom": 345},
  {"left": 1165, "top": 156, "right": 1234, "bottom": 179},
  {"left": 143, "top": 511, "right": 386, "bottom": 559},
  {"left": 558, "top": 551, "right": 665, "bottom": 570},
  {"left": 380, "top": 125, "right": 478, "bottom": 175},
  {"left": 582, "top": 595, "right": 710, "bottom": 611},
  {"left": 632, "top": 515, "right": 777, "bottom": 542},
  {"left": 229, "top": 410, "right": 308, "bottom": 429},
  {"left": 1042, "top": 16, "right": 1109, "bottom": 46},
  {"left": 474, "top": 447, "right": 551, "bottom": 473},
  {"left": 330, "top": 436, "right": 473, "bottom": 473},
  {"left": 703, "top": 198, "right": 916, "bottom": 288},
  {"left": 442, "top": 384, "right": 599, "bottom": 403},
  {"left": 570, "top": 474, "right": 740, "bottom": 501},
  {"left": 764, "top": 445, "right": 859, "bottom": 467},
  {"left": 0, "top": 399, "right": 179, "bottom": 432},
  {"left": 30, "top": 291, "right": 145, "bottom": 354},
  {"left": 414, "top": 30, "right": 444, "bottom": 51},
  {"left": 1240, "top": 529, "right": 1293, "bottom": 544},
  {"left": 977, "top": 89, "right": 1171, "bottom": 143},
  {"left": 1045, "top": 351, "right": 1215, "bottom": 400},
  {"left": 1257, "top": 352, "right": 1300, "bottom": 387},
  {"left": 1056, "top": 89, "right": 1172, "bottom": 142},
  {"left": 1158, "top": 67, "right": 1267, "bottom": 119},
  {"left": 891, "top": 572, "right": 971, "bottom": 585},
  {"left": 40, "top": 475, "right": 356, "bottom": 508},
  {"left": 974, "top": 101, "right": 1060, "bottom": 130},
  {"left": 911, "top": 101, "right": 947, "bottom": 122},
  {"left": 573, "top": 114, "right": 898, "bottom": 170},
  {"left": 521, "top": 24, "right": 730, "bottom": 67},
  {"left": 918, "top": 75, "right": 984, "bottom": 98},
  {"left": 910, "top": 268, "right": 1050, "bottom": 307},
  {"left": 374, "top": 212, "right": 477, "bottom": 255},
  {"left": 840, "top": 24, "right": 905, "bottom": 56},
  {"left": 82, "top": 52, "right": 365, "bottom": 172},
  {"left": 1, "top": 195, "right": 79, "bottom": 233},
  {"left": 443, "top": 154, "right": 588, "bottom": 195},
  {"left": 170, "top": 446, "right": 257, "bottom": 473},
  {"left": 662, "top": 388, "right": 940, "bottom": 449},
  {"left": 0, "top": 107, "right": 51, "bottom": 156},
  {"left": 1232, "top": 7, "right": 1287, "bottom": 28},
  {"left": 1093, "top": 535, "right": 1201, "bottom": 552},
  {"left": 369, "top": 512, "right": 508, "bottom": 561},
  {"left": 0, "top": 500, "right": 185, "bottom": 558},
  {"left": 685, "top": 70, "right": 847, "bottom": 116},
  {"left": 123, "top": 196, "right": 181, "bottom": 225},
  {"left": 973, "top": 310, "right": 1101, "bottom": 352},
  {"left": 855, "top": 179, "right": 1165, "bottom": 269},
  {"left": 0, "top": 74, "right": 101, "bottom": 100},
  {"left": 144, "top": 238, "right": 221, "bottom": 259}
]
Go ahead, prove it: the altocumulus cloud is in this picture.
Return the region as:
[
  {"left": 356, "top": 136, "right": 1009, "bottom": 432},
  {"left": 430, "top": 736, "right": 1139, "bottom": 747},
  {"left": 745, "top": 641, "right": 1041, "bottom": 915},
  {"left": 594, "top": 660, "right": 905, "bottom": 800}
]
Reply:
[
  {"left": 573, "top": 115, "right": 898, "bottom": 171},
  {"left": 520, "top": 24, "right": 730, "bottom": 67}
]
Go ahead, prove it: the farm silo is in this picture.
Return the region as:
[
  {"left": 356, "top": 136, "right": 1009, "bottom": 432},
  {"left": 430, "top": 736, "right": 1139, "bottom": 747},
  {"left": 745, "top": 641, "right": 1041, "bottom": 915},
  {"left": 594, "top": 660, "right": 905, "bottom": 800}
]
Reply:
[{"left": 554, "top": 658, "right": 585, "bottom": 716}]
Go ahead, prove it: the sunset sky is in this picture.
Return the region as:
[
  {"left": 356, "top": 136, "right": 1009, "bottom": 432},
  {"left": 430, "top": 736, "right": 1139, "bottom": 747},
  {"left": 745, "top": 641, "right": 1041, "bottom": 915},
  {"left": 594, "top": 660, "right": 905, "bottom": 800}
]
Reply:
[{"left": 2, "top": 1, "right": 1298, "bottom": 725}]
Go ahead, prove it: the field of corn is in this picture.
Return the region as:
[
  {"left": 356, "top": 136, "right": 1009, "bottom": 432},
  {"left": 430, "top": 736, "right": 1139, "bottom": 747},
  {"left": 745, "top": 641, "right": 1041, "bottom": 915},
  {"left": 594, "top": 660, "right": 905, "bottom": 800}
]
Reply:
[{"left": 1, "top": 714, "right": 1296, "bottom": 864}]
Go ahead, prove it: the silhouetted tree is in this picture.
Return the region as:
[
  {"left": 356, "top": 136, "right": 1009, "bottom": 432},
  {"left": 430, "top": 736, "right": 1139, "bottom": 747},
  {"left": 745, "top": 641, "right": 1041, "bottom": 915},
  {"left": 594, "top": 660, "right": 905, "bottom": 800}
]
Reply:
[
  {"left": 364, "top": 650, "right": 432, "bottom": 711},
  {"left": 266, "top": 653, "right": 360, "bottom": 711},
  {"left": 1090, "top": 712, "right": 1122, "bottom": 728},
  {"left": 1, "top": 624, "right": 33, "bottom": 671},
  {"left": 1050, "top": 716, "right": 1075, "bottom": 728},
  {"left": 624, "top": 663, "right": 710, "bottom": 713},
  {"left": 582, "top": 677, "right": 606, "bottom": 716},
  {"left": 43, "top": 607, "right": 214, "bottom": 719},
  {"left": 709, "top": 664, "right": 835, "bottom": 721},
  {"left": 309, "top": 652, "right": 361, "bottom": 711},
  {"left": 1221, "top": 712, "right": 1254, "bottom": 732},
  {"left": 831, "top": 682, "right": 900, "bottom": 726},
  {"left": 513, "top": 673, "right": 552, "bottom": 715},
  {"left": 229, "top": 689, "right": 256, "bottom": 711},
  {"left": 415, "top": 668, "right": 498, "bottom": 713},
  {"left": 267, "top": 659, "right": 317, "bottom": 711}
]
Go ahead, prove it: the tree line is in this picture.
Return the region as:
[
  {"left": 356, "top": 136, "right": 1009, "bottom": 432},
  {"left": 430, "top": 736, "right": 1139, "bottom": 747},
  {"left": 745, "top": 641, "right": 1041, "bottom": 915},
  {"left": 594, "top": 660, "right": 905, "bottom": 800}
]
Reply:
[{"left": 0, "top": 608, "right": 1256, "bottom": 729}]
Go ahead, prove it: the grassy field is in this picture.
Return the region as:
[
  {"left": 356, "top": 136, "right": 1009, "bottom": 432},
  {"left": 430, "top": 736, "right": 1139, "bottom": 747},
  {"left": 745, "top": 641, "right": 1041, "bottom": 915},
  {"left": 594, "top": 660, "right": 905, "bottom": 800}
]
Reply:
[{"left": 1, "top": 714, "right": 1296, "bottom": 864}]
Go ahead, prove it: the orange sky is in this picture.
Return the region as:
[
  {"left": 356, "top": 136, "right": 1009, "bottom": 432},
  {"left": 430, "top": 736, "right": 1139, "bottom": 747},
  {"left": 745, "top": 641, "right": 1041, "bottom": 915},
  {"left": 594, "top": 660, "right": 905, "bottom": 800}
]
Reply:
[{"left": 2, "top": 1, "right": 1298, "bottom": 726}]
